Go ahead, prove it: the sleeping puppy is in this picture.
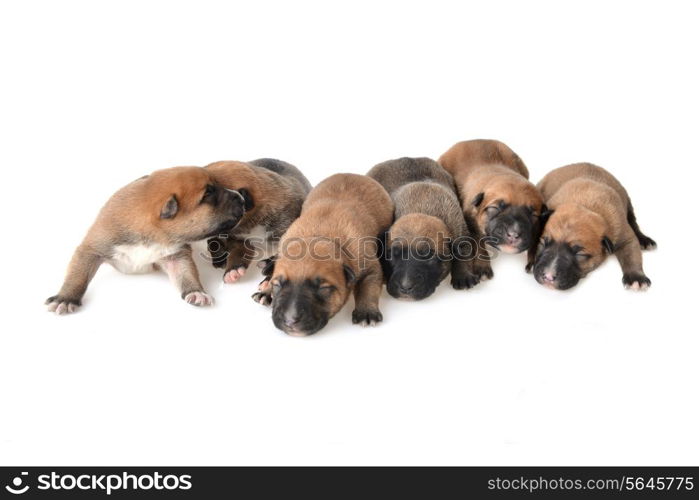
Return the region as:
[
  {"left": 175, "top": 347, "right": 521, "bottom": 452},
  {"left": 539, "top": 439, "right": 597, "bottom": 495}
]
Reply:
[
  {"left": 263, "top": 173, "right": 393, "bottom": 336},
  {"left": 367, "top": 157, "right": 491, "bottom": 299},
  {"left": 532, "top": 162, "right": 655, "bottom": 290},
  {"left": 47, "top": 167, "right": 247, "bottom": 314},
  {"left": 205, "top": 158, "right": 311, "bottom": 283},
  {"left": 439, "top": 139, "right": 545, "bottom": 260}
]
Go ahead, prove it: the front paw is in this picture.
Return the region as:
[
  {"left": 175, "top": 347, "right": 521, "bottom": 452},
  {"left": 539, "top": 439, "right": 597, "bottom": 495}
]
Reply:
[
  {"left": 473, "top": 260, "right": 494, "bottom": 280},
  {"left": 451, "top": 271, "right": 481, "bottom": 290},
  {"left": 352, "top": 309, "right": 383, "bottom": 327},
  {"left": 223, "top": 266, "right": 247, "bottom": 284},
  {"left": 183, "top": 291, "right": 215, "bottom": 306},
  {"left": 46, "top": 295, "right": 82, "bottom": 315},
  {"left": 251, "top": 277, "right": 272, "bottom": 306},
  {"left": 622, "top": 273, "right": 651, "bottom": 291},
  {"left": 638, "top": 235, "right": 657, "bottom": 250}
]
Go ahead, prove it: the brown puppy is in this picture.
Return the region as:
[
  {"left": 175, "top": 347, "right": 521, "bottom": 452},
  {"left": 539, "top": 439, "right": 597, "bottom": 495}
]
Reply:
[
  {"left": 439, "top": 139, "right": 545, "bottom": 260},
  {"left": 265, "top": 173, "right": 393, "bottom": 336},
  {"left": 205, "top": 158, "right": 311, "bottom": 283},
  {"left": 46, "top": 167, "right": 247, "bottom": 314},
  {"left": 368, "top": 157, "right": 491, "bottom": 300},
  {"left": 532, "top": 162, "right": 655, "bottom": 290}
]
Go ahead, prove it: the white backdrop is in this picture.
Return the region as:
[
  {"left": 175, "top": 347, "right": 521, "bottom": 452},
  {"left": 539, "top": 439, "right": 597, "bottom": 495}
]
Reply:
[{"left": 1, "top": 0, "right": 696, "bottom": 465}]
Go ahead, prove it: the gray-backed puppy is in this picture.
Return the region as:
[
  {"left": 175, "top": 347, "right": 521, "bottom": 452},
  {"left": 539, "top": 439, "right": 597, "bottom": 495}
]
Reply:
[
  {"left": 368, "top": 157, "right": 491, "bottom": 300},
  {"left": 532, "top": 162, "right": 655, "bottom": 290},
  {"left": 47, "top": 167, "right": 247, "bottom": 314},
  {"left": 205, "top": 158, "right": 311, "bottom": 284}
]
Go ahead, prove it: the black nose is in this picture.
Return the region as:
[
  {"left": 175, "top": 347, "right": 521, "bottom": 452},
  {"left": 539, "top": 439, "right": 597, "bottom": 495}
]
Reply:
[{"left": 399, "top": 284, "right": 414, "bottom": 294}]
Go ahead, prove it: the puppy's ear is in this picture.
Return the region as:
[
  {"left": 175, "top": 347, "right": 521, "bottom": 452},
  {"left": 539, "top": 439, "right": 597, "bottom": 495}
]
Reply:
[
  {"left": 471, "top": 192, "right": 485, "bottom": 207},
  {"left": 343, "top": 264, "right": 356, "bottom": 288},
  {"left": 160, "top": 195, "right": 178, "bottom": 219},
  {"left": 601, "top": 236, "right": 615, "bottom": 254},
  {"left": 238, "top": 188, "right": 254, "bottom": 211}
]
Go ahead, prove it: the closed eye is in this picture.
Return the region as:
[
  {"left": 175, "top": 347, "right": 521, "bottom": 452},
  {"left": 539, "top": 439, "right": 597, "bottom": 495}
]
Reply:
[
  {"left": 576, "top": 253, "right": 592, "bottom": 262},
  {"left": 201, "top": 184, "right": 216, "bottom": 203},
  {"left": 485, "top": 206, "right": 500, "bottom": 217}
]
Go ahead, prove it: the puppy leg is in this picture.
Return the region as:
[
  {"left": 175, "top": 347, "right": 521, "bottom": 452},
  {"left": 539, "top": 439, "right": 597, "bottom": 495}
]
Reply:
[
  {"left": 159, "top": 248, "right": 214, "bottom": 306},
  {"left": 352, "top": 260, "right": 384, "bottom": 327},
  {"left": 615, "top": 232, "right": 651, "bottom": 291},
  {"left": 251, "top": 277, "right": 273, "bottom": 306},
  {"left": 461, "top": 213, "right": 494, "bottom": 280},
  {"left": 46, "top": 245, "right": 102, "bottom": 314},
  {"left": 222, "top": 238, "right": 253, "bottom": 284},
  {"left": 207, "top": 233, "right": 232, "bottom": 268},
  {"left": 627, "top": 203, "right": 657, "bottom": 250}
]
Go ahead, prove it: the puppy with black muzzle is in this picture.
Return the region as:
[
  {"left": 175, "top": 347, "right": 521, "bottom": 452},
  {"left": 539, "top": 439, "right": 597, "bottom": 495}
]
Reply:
[
  {"left": 205, "top": 159, "right": 311, "bottom": 287},
  {"left": 368, "top": 157, "right": 490, "bottom": 300},
  {"left": 439, "top": 139, "right": 545, "bottom": 262},
  {"left": 47, "top": 167, "right": 247, "bottom": 314},
  {"left": 262, "top": 173, "right": 393, "bottom": 336},
  {"left": 531, "top": 162, "right": 655, "bottom": 290}
]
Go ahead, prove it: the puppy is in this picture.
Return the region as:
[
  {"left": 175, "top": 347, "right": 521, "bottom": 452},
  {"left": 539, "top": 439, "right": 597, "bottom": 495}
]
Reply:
[
  {"left": 264, "top": 173, "right": 393, "bottom": 336},
  {"left": 205, "top": 158, "right": 311, "bottom": 284},
  {"left": 47, "top": 167, "right": 247, "bottom": 314},
  {"left": 439, "top": 139, "right": 545, "bottom": 260},
  {"left": 532, "top": 162, "right": 655, "bottom": 290},
  {"left": 367, "top": 157, "right": 490, "bottom": 299}
]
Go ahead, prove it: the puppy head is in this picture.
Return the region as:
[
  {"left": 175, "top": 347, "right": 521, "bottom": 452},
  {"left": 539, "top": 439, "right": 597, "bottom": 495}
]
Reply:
[
  {"left": 472, "top": 178, "right": 544, "bottom": 253},
  {"left": 147, "top": 167, "right": 247, "bottom": 242},
  {"left": 532, "top": 204, "right": 613, "bottom": 290},
  {"left": 270, "top": 239, "right": 355, "bottom": 336},
  {"left": 385, "top": 214, "right": 450, "bottom": 300}
]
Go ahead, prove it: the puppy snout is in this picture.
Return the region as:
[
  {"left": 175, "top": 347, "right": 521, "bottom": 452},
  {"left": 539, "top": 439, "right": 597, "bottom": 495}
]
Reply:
[
  {"left": 543, "top": 271, "right": 556, "bottom": 283},
  {"left": 506, "top": 228, "right": 521, "bottom": 244},
  {"left": 399, "top": 283, "right": 414, "bottom": 294},
  {"left": 284, "top": 313, "right": 301, "bottom": 328}
]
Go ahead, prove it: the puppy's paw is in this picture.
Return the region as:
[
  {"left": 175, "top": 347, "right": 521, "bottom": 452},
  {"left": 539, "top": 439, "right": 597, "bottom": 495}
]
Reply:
[
  {"left": 183, "top": 291, "right": 215, "bottom": 306},
  {"left": 352, "top": 309, "right": 383, "bottom": 327},
  {"left": 223, "top": 266, "right": 247, "bottom": 284},
  {"left": 622, "top": 273, "right": 651, "bottom": 291},
  {"left": 638, "top": 235, "right": 657, "bottom": 250},
  {"left": 46, "top": 295, "right": 81, "bottom": 315},
  {"left": 473, "top": 261, "right": 494, "bottom": 281},
  {"left": 251, "top": 291, "right": 272, "bottom": 306},
  {"left": 451, "top": 271, "right": 481, "bottom": 290},
  {"left": 525, "top": 261, "right": 534, "bottom": 273}
]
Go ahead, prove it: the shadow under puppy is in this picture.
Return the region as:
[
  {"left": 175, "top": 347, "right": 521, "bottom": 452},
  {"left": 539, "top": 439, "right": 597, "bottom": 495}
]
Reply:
[
  {"left": 261, "top": 173, "right": 393, "bottom": 336},
  {"left": 367, "top": 157, "right": 490, "bottom": 299},
  {"left": 439, "top": 139, "right": 545, "bottom": 265},
  {"left": 532, "top": 162, "right": 656, "bottom": 290},
  {"left": 205, "top": 158, "right": 311, "bottom": 283},
  {"left": 47, "top": 167, "right": 247, "bottom": 314}
]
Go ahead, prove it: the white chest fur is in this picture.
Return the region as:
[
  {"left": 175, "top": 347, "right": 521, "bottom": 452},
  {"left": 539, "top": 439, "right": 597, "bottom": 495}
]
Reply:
[{"left": 110, "top": 243, "right": 183, "bottom": 274}]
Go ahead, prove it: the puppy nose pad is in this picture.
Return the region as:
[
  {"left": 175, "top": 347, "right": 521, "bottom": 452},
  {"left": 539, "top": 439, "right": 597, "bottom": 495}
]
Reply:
[
  {"left": 399, "top": 283, "right": 414, "bottom": 293},
  {"left": 506, "top": 229, "right": 521, "bottom": 239},
  {"left": 284, "top": 315, "right": 301, "bottom": 327},
  {"left": 543, "top": 272, "right": 556, "bottom": 282}
]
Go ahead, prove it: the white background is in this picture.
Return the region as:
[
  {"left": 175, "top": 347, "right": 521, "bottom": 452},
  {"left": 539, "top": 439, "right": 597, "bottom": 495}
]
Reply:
[{"left": 1, "top": 0, "right": 696, "bottom": 465}]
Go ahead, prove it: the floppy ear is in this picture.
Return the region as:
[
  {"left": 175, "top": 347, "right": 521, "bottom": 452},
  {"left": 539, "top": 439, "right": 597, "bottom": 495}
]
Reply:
[
  {"left": 343, "top": 264, "right": 356, "bottom": 288},
  {"left": 601, "top": 236, "right": 615, "bottom": 254},
  {"left": 160, "top": 195, "right": 178, "bottom": 219},
  {"left": 471, "top": 192, "right": 485, "bottom": 207},
  {"left": 238, "top": 188, "right": 254, "bottom": 211}
]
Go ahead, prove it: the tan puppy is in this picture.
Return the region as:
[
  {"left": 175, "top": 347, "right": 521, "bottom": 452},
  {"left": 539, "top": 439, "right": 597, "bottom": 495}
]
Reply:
[
  {"left": 46, "top": 167, "right": 247, "bottom": 314},
  {"left": 532, "top": 163, "right": 655, "bottom": 290},
  {"left": 368, "top": 157, "right": 491, "bottom": 299},
  {"left": 205, "top": 158, "right": 311, "bottom": 283},
  {"left": 439, "top": 139, "right": 545, "bottom": 260},
  {"left": 264, "top": 174, "right": 393, "bottom": 336}
]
